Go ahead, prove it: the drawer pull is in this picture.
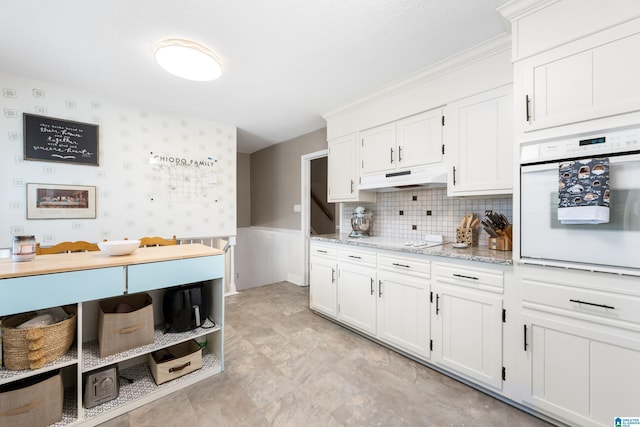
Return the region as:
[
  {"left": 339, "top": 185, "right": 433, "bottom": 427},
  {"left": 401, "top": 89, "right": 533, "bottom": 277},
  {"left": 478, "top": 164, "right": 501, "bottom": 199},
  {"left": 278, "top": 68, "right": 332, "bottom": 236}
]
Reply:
[
  {"left": 348, "top": 255, "right": 362, "bottom": 260},
  {"left": 392, "top": 263, "right": 410, "bottom": 269},
  {"left": 316, "top": 249, "right": 327, "bottom": 254},
  {"left": 453, "top": 273, "right": 479, "bottom": 280},
  {"left": 569, "top": 299, "right": 615, "bottom": 310}
]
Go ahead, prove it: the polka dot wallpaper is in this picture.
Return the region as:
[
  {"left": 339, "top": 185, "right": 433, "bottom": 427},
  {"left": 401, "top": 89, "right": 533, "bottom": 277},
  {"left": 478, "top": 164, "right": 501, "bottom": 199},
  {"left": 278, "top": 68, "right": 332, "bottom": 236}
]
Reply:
[{"left": 0, "top": 72, "right": 237, "bottom": 249}]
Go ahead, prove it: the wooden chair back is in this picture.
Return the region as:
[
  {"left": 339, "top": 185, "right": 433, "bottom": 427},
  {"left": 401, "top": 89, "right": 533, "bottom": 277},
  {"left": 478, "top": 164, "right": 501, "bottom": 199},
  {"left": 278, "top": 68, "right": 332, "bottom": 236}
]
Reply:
[
  {"left": 137, "top": 235, "right": 177, "bottom": 247},
  {"left": 36, "top": 240, "right": 100, "bottom": 255}
]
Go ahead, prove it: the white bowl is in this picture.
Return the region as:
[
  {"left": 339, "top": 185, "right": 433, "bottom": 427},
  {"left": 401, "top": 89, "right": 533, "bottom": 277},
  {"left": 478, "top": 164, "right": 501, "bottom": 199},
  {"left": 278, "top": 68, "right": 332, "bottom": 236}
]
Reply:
[{"left": 98, "top": 240, "right": 140, "bottom": 256}]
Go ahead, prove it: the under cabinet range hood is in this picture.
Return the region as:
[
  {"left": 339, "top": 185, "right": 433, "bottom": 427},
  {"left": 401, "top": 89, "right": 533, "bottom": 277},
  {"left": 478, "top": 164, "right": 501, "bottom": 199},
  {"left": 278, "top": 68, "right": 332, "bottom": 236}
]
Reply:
[{"left": 358, "top": 165, "right": 447, "bottom": 192}]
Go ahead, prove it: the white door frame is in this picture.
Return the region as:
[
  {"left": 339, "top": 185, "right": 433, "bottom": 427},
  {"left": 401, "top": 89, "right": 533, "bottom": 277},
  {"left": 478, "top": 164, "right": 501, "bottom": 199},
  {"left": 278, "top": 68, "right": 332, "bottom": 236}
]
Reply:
[{"left": 300, "top": 149, "right": 328, "bottom": 286}]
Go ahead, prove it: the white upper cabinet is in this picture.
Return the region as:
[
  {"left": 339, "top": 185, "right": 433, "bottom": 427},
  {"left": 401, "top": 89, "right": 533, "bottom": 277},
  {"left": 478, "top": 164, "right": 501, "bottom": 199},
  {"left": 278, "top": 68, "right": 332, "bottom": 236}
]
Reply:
[
  {"left": 327, "top": 133, "right": 375, "bottom": 203},
  {"left": 360, "top": 123, "right": 397, "bottom": 175},
  {"left": 360, "top": 109, "right": 443, "bottom": 176},
  {"left": 396, "top": 110, "right": 444, "bottom": 169},
  {"left": 500, "top": 0, "right": 640, "bottom": 139},
  {"left": 519, "top": 23, "right": 640, "bottom": 134},
  {"left": 446, "top": 85, "right": 513, "bottom": 196}
]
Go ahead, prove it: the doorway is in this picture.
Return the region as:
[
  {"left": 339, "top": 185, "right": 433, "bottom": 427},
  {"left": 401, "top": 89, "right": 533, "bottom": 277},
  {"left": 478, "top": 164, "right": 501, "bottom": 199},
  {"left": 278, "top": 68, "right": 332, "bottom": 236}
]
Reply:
[
  {"left": 301, "top": 149, "right": 335, "bottom": 286},
  {"left": 310, "top": 156, "right": 336, "bottom": 235}
]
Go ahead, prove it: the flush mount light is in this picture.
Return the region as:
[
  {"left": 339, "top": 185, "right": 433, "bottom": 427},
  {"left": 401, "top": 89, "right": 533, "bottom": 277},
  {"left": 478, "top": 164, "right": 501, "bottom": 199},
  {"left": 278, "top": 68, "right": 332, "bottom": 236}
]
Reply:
[{"left": 154, "top": 38, "right": 222, "bottom": 81}]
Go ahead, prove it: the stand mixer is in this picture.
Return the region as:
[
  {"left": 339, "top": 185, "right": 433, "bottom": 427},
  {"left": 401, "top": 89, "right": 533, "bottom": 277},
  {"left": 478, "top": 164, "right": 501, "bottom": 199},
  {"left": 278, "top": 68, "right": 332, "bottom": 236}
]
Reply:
[{"left": 349, "top": 206, "right": 372, "bottom": 238}]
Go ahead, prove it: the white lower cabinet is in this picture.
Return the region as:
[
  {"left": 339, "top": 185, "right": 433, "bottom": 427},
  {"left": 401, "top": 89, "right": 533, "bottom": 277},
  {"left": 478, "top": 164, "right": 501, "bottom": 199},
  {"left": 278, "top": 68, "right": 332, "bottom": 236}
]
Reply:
[
  {"left": 377, "top": 253, "right": 431, "bottom": 360},
  {"left": 432, "top": 261, "right": 505, "bottom": 391},
  {"left": 521, "top": 267, "right": 640, "bottom": 427},
  {"left": 337, "top": 247, "right": 377, "bottom": 335},
  {"left": 309, "top": 243, "right": 338, "bottom": 318},
  {"left": 522, "top": 311, "right": 640, "bottom": 427}
]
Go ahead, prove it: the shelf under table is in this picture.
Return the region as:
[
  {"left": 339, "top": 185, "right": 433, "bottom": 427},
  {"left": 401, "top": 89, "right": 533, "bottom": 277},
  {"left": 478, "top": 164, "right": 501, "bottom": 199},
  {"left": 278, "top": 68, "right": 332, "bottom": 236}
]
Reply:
[
  {"left": 82, "top": 319, "right": 220, "bottom": 372},
  {"left": 84, "top": 350, "right": 221, "bottom": 419}
]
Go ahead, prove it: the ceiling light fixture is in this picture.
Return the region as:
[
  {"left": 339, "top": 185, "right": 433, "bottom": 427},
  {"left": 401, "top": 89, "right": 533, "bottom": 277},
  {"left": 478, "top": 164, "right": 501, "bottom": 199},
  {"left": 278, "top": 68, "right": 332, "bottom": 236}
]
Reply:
[{"left": 154, "top": 38, "right": 222, "bottom": 82}]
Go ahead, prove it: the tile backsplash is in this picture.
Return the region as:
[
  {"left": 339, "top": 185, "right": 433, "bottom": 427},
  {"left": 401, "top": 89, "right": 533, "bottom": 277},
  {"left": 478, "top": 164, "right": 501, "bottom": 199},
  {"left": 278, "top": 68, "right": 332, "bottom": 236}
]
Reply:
[{"left": 340, "top": 188, "right": 512, "bottom": 246}]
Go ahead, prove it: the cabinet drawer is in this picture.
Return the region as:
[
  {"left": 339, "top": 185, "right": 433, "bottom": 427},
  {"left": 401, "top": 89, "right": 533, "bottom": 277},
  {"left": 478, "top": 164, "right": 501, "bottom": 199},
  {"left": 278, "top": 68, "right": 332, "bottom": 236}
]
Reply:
[
  {"left": 522, "top": 275, "right": 640, "bottom": 328},
  {"left": 339, "top": 247, "right": 376, "bottom": 266},
  {"left": 0, "top": 267, "right": 123, "bottom": 316},
  {"left": 434, "top": 262, "right": 503, "bottom": 293},
  {"left": 378, "top": 254, "right": 430, "bottom": 279},
  {"left": 309, "top": 243, "right": 337, "bottom": 258},
  {"left": 127, "top": 255, "right": 224, "bottom": 293}
]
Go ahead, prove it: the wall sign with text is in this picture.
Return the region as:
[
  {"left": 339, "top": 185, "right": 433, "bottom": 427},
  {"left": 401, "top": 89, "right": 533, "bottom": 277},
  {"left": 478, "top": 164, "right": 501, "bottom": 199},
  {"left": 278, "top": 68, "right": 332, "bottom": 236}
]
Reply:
[{"left": 23, "top": 113, "right": 99, "bottom": 165}]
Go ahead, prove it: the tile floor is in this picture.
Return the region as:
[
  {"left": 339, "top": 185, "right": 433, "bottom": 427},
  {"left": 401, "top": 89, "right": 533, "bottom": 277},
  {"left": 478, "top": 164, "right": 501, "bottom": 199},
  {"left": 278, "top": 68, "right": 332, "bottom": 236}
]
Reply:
[{"left": 99, "top": 282, "right": 553, "bottom": 427}]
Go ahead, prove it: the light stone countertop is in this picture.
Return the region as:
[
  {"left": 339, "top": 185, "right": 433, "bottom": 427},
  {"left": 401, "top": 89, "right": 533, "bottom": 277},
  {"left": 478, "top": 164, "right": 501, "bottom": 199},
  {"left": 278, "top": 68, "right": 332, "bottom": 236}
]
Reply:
[{"left": 310, "top": 234, "right": 513, "bottom": 266}]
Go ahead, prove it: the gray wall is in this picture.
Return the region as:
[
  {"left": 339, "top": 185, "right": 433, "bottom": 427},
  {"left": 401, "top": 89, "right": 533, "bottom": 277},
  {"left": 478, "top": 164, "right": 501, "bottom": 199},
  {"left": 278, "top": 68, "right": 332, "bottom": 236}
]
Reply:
[
  {"left": 250, "top": 128, "right": 327, "bottom": 230},
  {"left": 236, "top": 153, "right": 251, "bottom": 227}
]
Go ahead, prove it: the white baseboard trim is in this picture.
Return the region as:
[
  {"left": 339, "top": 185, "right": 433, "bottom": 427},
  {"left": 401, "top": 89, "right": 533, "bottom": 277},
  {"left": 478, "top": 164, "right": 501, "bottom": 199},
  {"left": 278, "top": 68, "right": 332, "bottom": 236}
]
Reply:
[{"left": 287, "top": 273, "right": 305, "bottom": 287}]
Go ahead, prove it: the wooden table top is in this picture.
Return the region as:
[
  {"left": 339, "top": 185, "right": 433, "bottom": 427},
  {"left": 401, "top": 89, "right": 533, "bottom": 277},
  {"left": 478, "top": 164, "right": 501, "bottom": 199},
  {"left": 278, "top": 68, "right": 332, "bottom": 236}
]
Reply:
[{"left": 0, "top": 244, "right": 223, "bottom": 279}]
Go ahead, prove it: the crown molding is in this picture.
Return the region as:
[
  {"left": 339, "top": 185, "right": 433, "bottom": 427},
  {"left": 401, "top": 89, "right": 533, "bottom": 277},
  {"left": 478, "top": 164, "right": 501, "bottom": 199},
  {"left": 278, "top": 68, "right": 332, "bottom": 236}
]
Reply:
[{"left": 322, "top": 32, "right": 511, "bottom": 121}]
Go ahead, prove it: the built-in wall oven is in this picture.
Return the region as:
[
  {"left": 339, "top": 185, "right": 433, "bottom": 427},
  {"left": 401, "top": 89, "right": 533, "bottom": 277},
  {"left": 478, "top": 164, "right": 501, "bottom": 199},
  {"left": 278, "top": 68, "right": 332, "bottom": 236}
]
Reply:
[{"left": 520, "top": 126, "right": 640, "bottom": 274}]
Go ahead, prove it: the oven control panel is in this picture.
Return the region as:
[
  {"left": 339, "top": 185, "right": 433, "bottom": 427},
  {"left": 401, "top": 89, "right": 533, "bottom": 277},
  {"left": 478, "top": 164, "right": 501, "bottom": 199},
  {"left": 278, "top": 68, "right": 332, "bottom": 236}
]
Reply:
[{"left": 521, "top": 127, "right": 640, "bottom": 163}]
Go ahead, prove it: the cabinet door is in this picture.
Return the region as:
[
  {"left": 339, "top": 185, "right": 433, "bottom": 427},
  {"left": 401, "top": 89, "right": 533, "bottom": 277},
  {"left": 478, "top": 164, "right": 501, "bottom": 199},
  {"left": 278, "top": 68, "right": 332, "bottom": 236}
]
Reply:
[
  {"left": 396, "top": 109, "right": 443, "bottom": 169},
  {"left": 521, "top": 25, "right": 640, "bottom": 133},
  {"left": 377, "top": 271, "right": 430, "bottom": 360},
  {"left": 522, "top": 312, "right": 640, "bottom": 427},
  {"left": 360, "top": 123, "right": 396, "bottom": 175},
  {"left": 433, "top": 283, "right": 503, "bottom": 391},
  {"left": 328, "top": 134, "right": 357, "bottom": 202},
  {"left": 309, "top": 255, "right": 337, "bottom": 318},
  {"left": 338, "top": 263, "right": 377, "bottom": 335},
  {"left": 446, "top": 85, "right": 513, "bottom": 196}
]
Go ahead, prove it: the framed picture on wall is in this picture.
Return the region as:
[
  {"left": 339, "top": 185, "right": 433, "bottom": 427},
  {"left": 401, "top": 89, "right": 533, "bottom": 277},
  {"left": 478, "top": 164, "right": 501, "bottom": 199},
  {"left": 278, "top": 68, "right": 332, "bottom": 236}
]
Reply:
[
  {"left": 23, "top": 113, "right": 99, "bottom": 166},
  {"left": 26, "top": 183, "right": 97, "bottom": 219}
]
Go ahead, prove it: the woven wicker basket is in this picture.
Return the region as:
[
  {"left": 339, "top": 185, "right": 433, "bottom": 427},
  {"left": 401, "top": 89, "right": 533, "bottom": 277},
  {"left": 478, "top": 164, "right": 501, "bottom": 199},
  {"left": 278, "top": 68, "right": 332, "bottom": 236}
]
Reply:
[{"left": 1, "top": 306, "right": 76, "bottom": 370}]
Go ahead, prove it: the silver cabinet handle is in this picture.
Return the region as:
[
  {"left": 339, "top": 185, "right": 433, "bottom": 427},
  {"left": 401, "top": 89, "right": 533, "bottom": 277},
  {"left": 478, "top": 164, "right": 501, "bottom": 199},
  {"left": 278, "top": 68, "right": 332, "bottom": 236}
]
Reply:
[
  {"left": 348, "top": 255, "right": 361, "bottom": 259},
  {"left": 350, "top": 180, "right": 354, "bottom": 194},
  {"left": 378, "top": 280, "right": 383, "bottom": 298},
  {"left": 370, "top": 278, "right": 374, "bottom": 295},
  {"left": 390, "top": 147, "right": 394, "bottom": 164},
  {"left": 331, "top": 268, "right": 335, "bottom": 284},
  {"left": 398, "top": 146, "right": 403, "bottom": 162},
  {"left": 525, "top": 94, "right": 531, "bottom": 122}
]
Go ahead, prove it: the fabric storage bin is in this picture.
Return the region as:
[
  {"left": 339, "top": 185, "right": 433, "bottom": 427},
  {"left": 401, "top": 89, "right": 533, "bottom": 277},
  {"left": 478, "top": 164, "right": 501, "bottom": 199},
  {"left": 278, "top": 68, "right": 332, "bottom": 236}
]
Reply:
[
  {"left": 0, "top": 369, "right": 63, "bottom": 427},
  {"left": 149, "top": 340, "right": 202, "bottom": 385},
  {"left": 1, "top": 306, "right": 76, "bottom": 370},
  {"left": 98, "top": 293, "right": 154, "bottom": 357}
]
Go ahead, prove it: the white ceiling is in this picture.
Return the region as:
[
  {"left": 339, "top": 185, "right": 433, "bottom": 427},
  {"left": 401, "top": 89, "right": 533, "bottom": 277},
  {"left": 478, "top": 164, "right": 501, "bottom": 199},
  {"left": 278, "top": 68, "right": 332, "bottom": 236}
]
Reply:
[{"left": 0, "top": 0, "right": 510, "bottom": 153}]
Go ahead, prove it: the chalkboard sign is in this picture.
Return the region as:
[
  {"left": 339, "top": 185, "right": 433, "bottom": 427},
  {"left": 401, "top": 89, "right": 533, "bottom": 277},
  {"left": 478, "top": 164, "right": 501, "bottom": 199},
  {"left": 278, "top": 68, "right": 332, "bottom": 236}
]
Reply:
[{"left": 23, "top": 113, "right": 99, "bottom": 166}]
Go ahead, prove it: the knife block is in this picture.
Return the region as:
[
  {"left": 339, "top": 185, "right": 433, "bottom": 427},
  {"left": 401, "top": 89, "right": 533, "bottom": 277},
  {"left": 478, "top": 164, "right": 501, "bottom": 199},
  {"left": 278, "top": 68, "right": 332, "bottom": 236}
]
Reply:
[
  {"left": 456, "top": 227, "right": 478, "bottom": 247},
  {"left": 488, "top": 236, "right": 512, "bottom": 251}
]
